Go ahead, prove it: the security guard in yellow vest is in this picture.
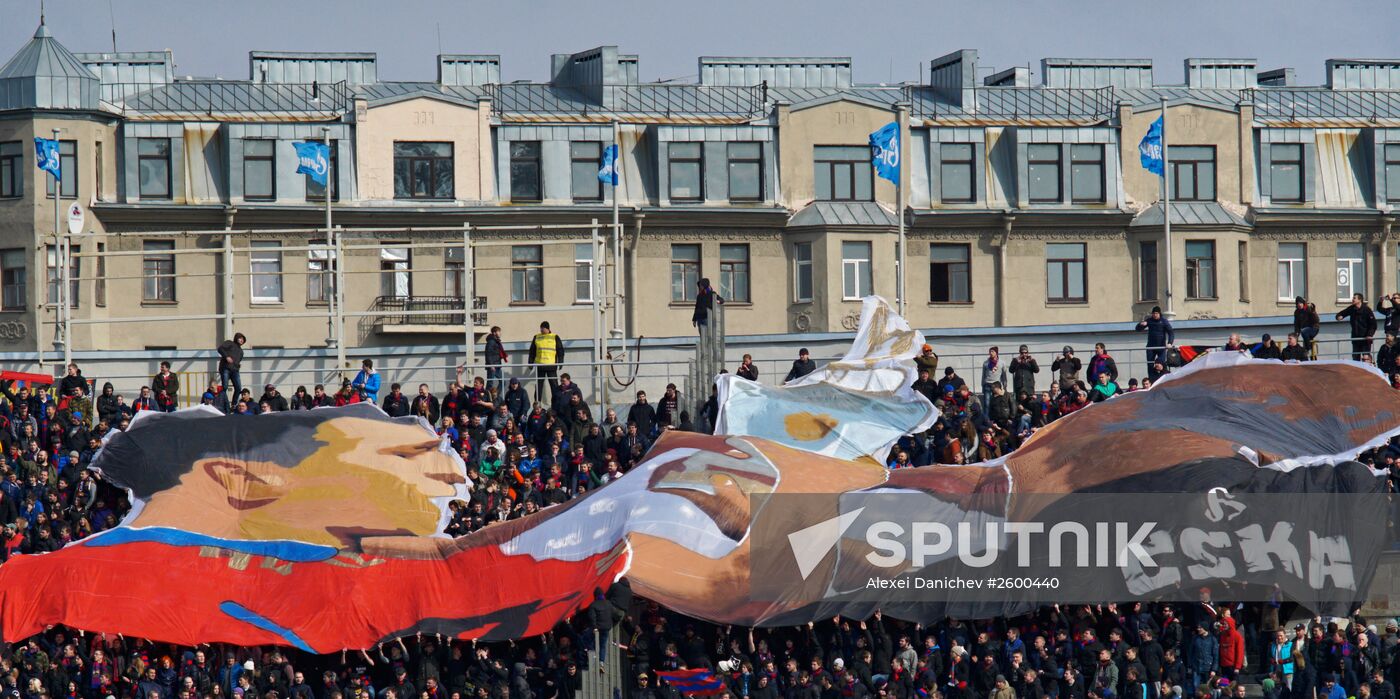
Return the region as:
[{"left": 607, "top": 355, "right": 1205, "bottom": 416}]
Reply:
[{"left": 528, "top": 321, "right": 564, "bottom": 404}]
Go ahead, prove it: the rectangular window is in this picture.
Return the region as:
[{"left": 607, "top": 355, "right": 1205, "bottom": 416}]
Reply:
[
  {"left": 719, "top": 244, "right": 750, "bottom": 303},
  {"left": 138, "top": 138, "right": 172, "bottom": 199},
  {"left": 306, "top": 141, "right": 337, "bottom": 202},
  {"left": 1046, "top": 242, "right": 1086, "bottom": 303},
  {"left": 142, "top": 240, "right": 175, "bottom": 302},
  {"left": 1270, "top": 143, "right": 1304, "bottom": 203},
  {"left": 380, "top": 246, "right": 411, "bottom": 298},
  {"left": 446, "top": 246, "right": 465, "bottom": 298},
  {"left": 1277, "top": 242, "right": 1307, "bottom": 302},
  {"left": 508, "top": 141, "right": 541, "bottom": 201},
  {"left": 1028, "top": 144, "right": 1063, "bottom": 203},
  {"left": 670, "top": 244, "right": 700, "bottom": 302},
  {"left": 727, "top": 143, "right": 762, "bottom": 202},
  {"left": 1336, "top": 243, "right": 1366, "bottom": 303},
  {"left": 814, "top": 146, "right": 874, "bottom": 202},
  {"left": 569, "top": 142, "right": 602, "bottom": 202},
  {"left": 1185, "top": 240, "right": 1216, "bottom": 299},
  {"left": 939, "top": 143, "right": 975, "bottom": 203},
  {"left": 308, "top": 239, "right": 336, "bottom": 304},
  {"left": 668, "top": 142, "right": 704, "bottom": 202},
  {"left": 0, "top": 142, "right": 21, "bottom": 198},
  {"left": 929, "top": 244, "right": 971, "bottom": 303},
  {"left": 94, "top": 141, "right": 104, "bottom": 202},
  {"left": 250, "top": 241, "right": 283, "bottom": 304},
  {"left": 510, "top": 245, "right": 542, "bottom": 303},
  {"left": 1, "top": 250, "right": 24, "bottom": 311},
  {"left": 1070, "top": 144, "right": 1104, "bottom": 203},
  {"left": 1385, "top": 144, "right": 1400, "bottom": 203},
  {"left": 95, "top": 242, "right": 106, "bottom": 307},
  {"left": 242, "top": 139, "right": 275, "bottom": 201},
  {"left": 1139, "top": 241, "right": 1158, "bottom": 302},
  {"left": 44, "top": 140, "right": 77, "bottom": 199},
  {"left": 1172, "top": 145, "right": 1216, "bottom": 201},
  {"left": 45, "top": 246, "right": 80, "bottom": 308},
  {"left": 574, "top": 243, "right": 593, "bottom": 303},
  {"left": 841, "top": 241, "right": 873, "bottom": 300},
  {"left": 793, "top": 241, "right": 813, "bottom": 303},
  {"left": 393, "top": 142, "right": 454, "bottom": 199}
]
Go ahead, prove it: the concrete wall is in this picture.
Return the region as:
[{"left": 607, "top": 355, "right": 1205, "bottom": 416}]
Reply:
[
  {"left": 1120, "top": 103, "right": 1246, "bottom": 207},
  {"left": 355, "top": 97, "right": 492, "bottom": 202},
  {"left": 779, "top": 99, "right": 899, "bottom": 209}
]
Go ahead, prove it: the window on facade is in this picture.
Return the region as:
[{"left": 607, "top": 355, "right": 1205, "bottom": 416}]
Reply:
[
  {"left": 1385, "top": 144, "right": 1400, "bottom": 203},
  {"left": 841, "top": 241, "right": 873, "bottom": 300},
  {"left": 1, "top": 250, "right": 24, "bottom": 311},
  {"left": 814, "top": 146, "right": 873, "bottom": 202},
  {"left": 569, "top": 142, "right": 602, "bottom": 202},
  {"left": 1139, "top": 241, "right": 1158, "bottom": 301},
  {"left": 306, "top": 141, "right": 337, "bottom": 201},
  {"left": 510, "top": 245, "right": 543, "bottom": 303},
  {"left": 1070, "top": 144, "right": 1104, "bottom": 203},
  {"left": 1336, "top": 243, "right": 1366, "bottom": 303},
  {"left": 380, "top": 246, "right": 411, "bottom": 298},
  {"left": 142, "top": 240, "right": 176, "bottom": 302},
  {"left": 0, "top": 142, "right": 20, "bottom": 198},
  {"left": 1027, "top": 144, "right": 1062, "bottom": 203},
  {"left": 138, "top": 138, "right": 172, "bottom": 199},
  {"left": 574, "top": 243, "right": 593, "bottom": 303},
  {"left": 250, "top": 241, "right": 283, "bottom": 304},
  {"left": 928, "top": 244, "right": 969, "bottom": 304},
  {"left": 669, "top": 143, "right": 704, "bottom": 202},
  {"left": 94, "top": 142, "right": 104, "bottom": 202},
  {"left": 1238, "top": 241, "right": 1249, "bottom": 302},
  {"left": 1046, "top": 242, "right": 1086, "bottom": 303},
  {"left": 719, "top": 244, "right": 750, "bottom": 303},
  {"left": 1270, "top": 143, "right": 1304, "bottom": 203},
  {"left": 939, "top": 143, "right": 975, "bottom": 203},
  {"left": 242, "top": 139, "right": 274, "bottom": 201},
  {"left": 95, "top": 242, "right": 106, "bottom": 307},
  {"left": 446, "top": 247, "right": 465, "bottom": 298},
  {"left": 45, "top": 246, "right": 80, "bottom": 308},
  {"left": 727, "top": 143, "right": 762, "bottom": 202},
  {"left": 1172, "top": 146, "right": 1216, "bottom": 201},
  {"left": 308, "top": 240, "right": 336, "bottom": 304},
  {"left": 508, "top": 142, "right": 541, "bottom": 201},
  {"left": 793, "top": 242, "right": 813, "bottom": 303},
  {"left": 670, "top": 244, "right": 700, "bottom": 303},
  {"left": 1185, "top": 241, "right": 1216, "bottom": 299},
  {"left": 393, "top": 142, "right": 453, "bottom": 199},
  {"left": 44, "top": 140, "right": 77, "bottom": 199},
  {"left": 1277, "top": 242, "right": 1307, "bottom": 302}
]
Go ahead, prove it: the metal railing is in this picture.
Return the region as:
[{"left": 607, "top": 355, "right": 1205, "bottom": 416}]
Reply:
[
  {"left": 485, "top": 82, "right": 768, "bottom": 120},
  {"left": 368, "top": 295, "right": 488, "bottom": 329},
  {"left": 107, "top": 80, "right": 352, "bottom": 120},
  {"left": 1245, "top": 87, "right": 1400, "bottom": 125},
  {"left": 906, "top": 85, "right": 1117, "bottom": 123}
]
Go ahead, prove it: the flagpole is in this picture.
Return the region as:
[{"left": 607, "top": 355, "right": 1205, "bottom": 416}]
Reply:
[
  {"left": 896, "top": 106, "right": 908, "bottom": 317},
  {"left": 611, "top": 119, "right": 622, "bottom": 340},
  {"left": 321, "top": 127, "right": 337, "bottom": 353},
  {"left": 1160, "top": 97, "right": 1174, "bottom": 320},
  {"left": 51, "top": 128, "right": 64, "bottom": 362}
]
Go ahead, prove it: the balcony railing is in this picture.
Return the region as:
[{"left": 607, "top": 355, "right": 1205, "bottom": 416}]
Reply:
[
  {"left": 106, "top": 80, "right": 352, "bottom": 120},
  {"left": 370, "top": 295, "right": 488, "bottom": 330},
  {"left": 485, "top": 82, "right": 768, "bottom": 121},
  {"left": 1244, "top": 87, "right": 1400, "bottom": 125},
  {"left": 906, "top": 85, "right": 1117, "bottom": 124}
]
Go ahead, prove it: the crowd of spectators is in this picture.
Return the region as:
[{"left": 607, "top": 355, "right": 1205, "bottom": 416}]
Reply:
[{"left": 3, "top": 302, "right": 1400, "bottom": 699}]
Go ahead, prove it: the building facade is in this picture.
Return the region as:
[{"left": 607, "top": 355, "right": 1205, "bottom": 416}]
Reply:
[{"left": 1, "top": 23, "right": 1398, "bottom": 364}]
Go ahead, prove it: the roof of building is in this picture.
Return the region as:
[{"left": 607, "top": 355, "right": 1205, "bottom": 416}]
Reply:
[
  {"left": 0, "top": 22, "right": 99, "bottom": 111},
  {"left": 789, "top": 201, "right": 898, "bottom": 227},
  {"left": 1130, "top": 201, "right": 1249, "bottom": 227}
]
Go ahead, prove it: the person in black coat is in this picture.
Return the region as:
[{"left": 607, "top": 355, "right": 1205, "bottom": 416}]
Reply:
[
  {"left": 692, "top": 278, "right": 722, "bottom": 328},
  {"left": 784, "top": 349, "right": 817, "bottom": 383},
  {"left": 1337, "top": 293, "right": 1378, "bottom": 360},
  {"left": 381, "top": 383, "right": 411, "bottom": 417}
]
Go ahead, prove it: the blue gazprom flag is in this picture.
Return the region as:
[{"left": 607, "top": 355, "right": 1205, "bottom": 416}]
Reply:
[
  {"left": 598, "top": 144, "right": 619, "bottom": 185},
  {"left": 869, "top": 122, "right": 900, "bottom": 185},
  {"left": 34, "top": 138, "right": 61, "bottom": 179},
  {"left": 1139, "top": 116, "right": 1164, "bottom": 176},
  {"left": 293, "top": 141, "right": 330, "bottom": 186}
]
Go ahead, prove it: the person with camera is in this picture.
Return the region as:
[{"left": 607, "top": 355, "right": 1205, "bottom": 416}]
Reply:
[
  {"left": 1051, "top": 346, "right": 1082, "bottom": 396},
  {"left": 1135, "top": 306, "right": 1175, "bottom": 367}
]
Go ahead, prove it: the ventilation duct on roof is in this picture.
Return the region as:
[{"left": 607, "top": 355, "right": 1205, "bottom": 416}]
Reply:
[
  {"left": 1041, "top": 58, "right": 1152, "bottom": 89},
  {"left": 1185, "top": 59, "right": 1257, "bottom": 89},
  {"left": 438, "top": 55, "right": 500, "bottom": 86},
  {"left": 698, "top": 57, "right": 851, "bottom": 88},
  {"left": 248, "top": 51, "right": 377, "bottom": 85},
  {"left": 1325, "top": 59, "right": 1400, "bottom": 89}
]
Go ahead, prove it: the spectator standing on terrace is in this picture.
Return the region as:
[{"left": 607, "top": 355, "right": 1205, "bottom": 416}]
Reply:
[
  {"left": 216, "top": 333, "right": 247, "bottom": 398},
  {"left": 484, "top": 326, "right": 508, "bottom": 397},
  {"left": 411, "top": 384, "right": 440, "bottom": 425},
  {"left": 151, "top": 361, "right": 178, "bottom": 403},
  {"left": 784, "top": 348, "right": 816, "bottom": 383},
  {"left": 1377, "top": 292, "right": 1400, "bottom": 337},
  {"left": 1009, "top": 345, "right": 1039, "bottom": 398},
  {"left": 57, "top": 364, "right": 86, "bottom": 399},
  {"left": 257, "top": 384, "right": 289, "bottom": 413},
  {"left": 1337, "top": 293, "right": 1378, "bottom": 361},
  {"left": 529, "top": 322, "right": 563, "bottom": 405},
  {"left": 915, "top": 343, "right": 940, "bottom": 377},
  {"left": 1295, "top": 296, "right": 1322, "bottom": 358},
  {"left": 351, "top": 359, "right": 380, "bottom": 404},
  {"left": 1051, "top": 346, "right": 1082, "bottom": 394},
  {"left": 1282, "top": 334, "right": 1309, "bottom": 362},
  {"left": 1135, "top": 306, "right": 1175, "bottom": 366},
  {"left": 381, "top": 383, "right": 410, "bottom": 417},
  {"left": 627, "top": 391, "right": 655, "bottom": 439},
  {"left": 981, "top": 347, "right": 1007, "bottom": 410},
  {"left": 737, "top": 354, "right": 759, "bottom": 382},
  {"left": 1086, "top": 343, "right": 1118, "bottom": 386}
]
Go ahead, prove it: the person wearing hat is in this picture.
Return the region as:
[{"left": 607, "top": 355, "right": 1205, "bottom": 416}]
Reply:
[
  {"left": 915, "top": 343, "right": 939, "bottom": 376},
  {"left": 1252, "top": 333, "right": 1284, "bottom": 361},
  {"left": 528, "top": 321, "right": 564, "bottom": 405},
  {"left": 258, "top": 384, "right": 289, "bottom": 413},
  {"left": 1051, "top": 346, "right": 1082, "bottom": 395},
  {"left": 784, "top": 348, "right": 817, "bottom": 383},
  {"left": 1135, "top": 305, "right": 1176, "bottom": 368},
  {"left": 939, "top": 366, "right": 967, "bottom": 395},
  {"left": 1008, "top": 345, "right": 1039, "bottom": 399}
]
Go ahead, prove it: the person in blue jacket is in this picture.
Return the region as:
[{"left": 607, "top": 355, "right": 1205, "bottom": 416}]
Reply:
[{"left": 351, "top": 359, "right": 381, "bottom": 404}]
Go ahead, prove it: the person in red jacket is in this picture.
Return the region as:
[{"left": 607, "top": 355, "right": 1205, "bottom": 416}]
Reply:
[{"left": 1217, "top": 613, "right": 1246, "bottom": 681}]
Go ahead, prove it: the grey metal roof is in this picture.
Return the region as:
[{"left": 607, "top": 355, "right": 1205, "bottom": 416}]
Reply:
[
  {"left": 769, "top": 86, "right": 901, "bottom": 110},
  {"left": 1130, "top": 202, "right": 1249, "bottom": 227},
  {"left": 114, "top": 80, "right": 349, "bottom": 121},
  {"left": 486, "top": 82, "right": 767, "bottom": 123},
  {"left": 789, "top": 201, "right": 898, "bottom": 227},
  {"left": 0, "top": 22, "right": 99, "bottom": 111},
  {"left": 357, "top": 82, "right": 486, "bottom": 107},
  {"left": 1117, "top": 87, "right": 1242, "bottom": 110}
]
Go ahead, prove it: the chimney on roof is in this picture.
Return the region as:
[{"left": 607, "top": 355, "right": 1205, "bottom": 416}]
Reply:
[
  {"left": 438, "top": 55, "right": 500, "bottom": 86},
  {"left": 983, "top": 66, "right": 1029, "bottom": 87},
  {"left": 550, "top": 46, "right": 633, "bottom": 107},
  {"left": 928, "top": 49, "right": 977, "bottom": 107},
  {"left": 1257, "top": 67, "right": 1295, "bottom": 87},
  {"left": 1184, "top": 58, "right": 1257, "bottom": 89}
]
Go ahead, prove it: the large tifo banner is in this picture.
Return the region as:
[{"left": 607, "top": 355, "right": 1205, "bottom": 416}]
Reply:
[{"left": 0, "top": 299, "right": 1396, "bottom": 651}]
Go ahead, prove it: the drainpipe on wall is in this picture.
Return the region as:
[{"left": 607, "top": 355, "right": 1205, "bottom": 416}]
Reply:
[
  {"left": 996, "top": 212, "right": 1014, "bottom": 326},
  {"left": 626, "top": 210, "right": 644, "bottom": 338},
  {"left": 1381, "top": 213, "right": 1395, "bottom": 301},
  {"left": 222, "top": 206, "right": 237, "bottom": 341}
]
